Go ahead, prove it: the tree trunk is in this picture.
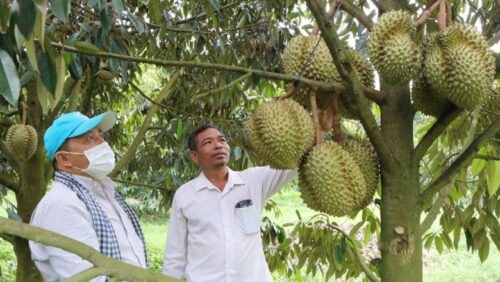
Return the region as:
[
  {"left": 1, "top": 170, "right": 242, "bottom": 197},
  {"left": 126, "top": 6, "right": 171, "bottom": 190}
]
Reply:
[
  {"left": 379, "top": 83, "right": 422, "bottom": 282},
  {"left": 13, "top": 79, "right": 47, "bottom": 282}
]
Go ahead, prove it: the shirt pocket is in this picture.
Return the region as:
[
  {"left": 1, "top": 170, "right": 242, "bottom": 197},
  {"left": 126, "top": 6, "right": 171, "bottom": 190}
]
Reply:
[{"left": 235, "top": 205, "right": 260, "bottom": 234}]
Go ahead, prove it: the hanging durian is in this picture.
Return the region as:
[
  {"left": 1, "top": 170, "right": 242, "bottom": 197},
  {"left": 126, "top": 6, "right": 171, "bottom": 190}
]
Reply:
[
  {"left": 247, "top": 99, "right": 314, "bottom": 169},
  {"left": 366, "top": 10, "right": 420, "bottom": 85},
  {"left": 6, "top": 124, "right": 38, "bottom": 162}
]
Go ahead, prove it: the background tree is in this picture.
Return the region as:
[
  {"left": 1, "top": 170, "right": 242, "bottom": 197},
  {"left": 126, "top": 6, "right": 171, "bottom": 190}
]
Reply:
[{"left": 0, "top": 0, "right": 498, "bottom": 281}]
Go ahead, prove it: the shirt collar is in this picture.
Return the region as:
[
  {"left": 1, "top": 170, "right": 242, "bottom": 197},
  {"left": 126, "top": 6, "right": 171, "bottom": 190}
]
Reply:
[
  {"left": 72, "top": 174, "right": 115, "bottom": 197},
  {"left": 194, "top": 168, "right": 245, "bottom": 192}
]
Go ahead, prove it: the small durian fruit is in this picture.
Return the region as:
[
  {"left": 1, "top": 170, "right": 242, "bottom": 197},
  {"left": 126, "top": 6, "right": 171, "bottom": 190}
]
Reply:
[
  {"left": 6, "top": 124, "right": 38, "bottom": 161},
  {"left": 247, "top": 99, "right": 314, "bottom": 169},
  {"left": 299, "top": 141, "right": 367, "bottom": 216},
  {"left": 340, "top": 136, "right": 379, "bottom": 211},
  {"left": 366, "top": 10, "right": 420, "bottom": 85},
  {"left": 96, "top": 69, "right": 113, "bottom": 81}
]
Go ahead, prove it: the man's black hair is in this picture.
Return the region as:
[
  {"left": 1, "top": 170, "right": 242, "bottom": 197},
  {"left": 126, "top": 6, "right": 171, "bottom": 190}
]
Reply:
[{"left": 187, "top": 124, "right": 215, "bottom": 151}]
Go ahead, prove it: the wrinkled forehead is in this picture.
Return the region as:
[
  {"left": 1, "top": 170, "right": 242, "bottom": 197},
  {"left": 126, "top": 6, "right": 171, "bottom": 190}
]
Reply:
[{"left": 196, "top": 128, "right": 224, "bottom": 142}]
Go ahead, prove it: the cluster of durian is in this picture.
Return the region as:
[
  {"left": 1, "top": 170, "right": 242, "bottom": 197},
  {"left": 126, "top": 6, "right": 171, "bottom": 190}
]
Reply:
[
  {"left": 247, "top": 100, "right": 379, "bottom": 216},
  {"left": 420, "top": 24, "right": 495, "bottom": 112},
  {"left": 282, "top": 35, "right": 374, "bottom": 120},
  {"left": 5, "top": 124, "right": 38, "bottom": 161},
  {"left": 366, "top": 10, "right": 421, "bottom": 85}
]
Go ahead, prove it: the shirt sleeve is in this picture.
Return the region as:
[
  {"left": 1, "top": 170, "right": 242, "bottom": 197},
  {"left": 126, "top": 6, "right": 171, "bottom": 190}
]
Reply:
[
  {"left": 162, "top": 192, "right": 188, "bottom": 279},
  {"left": 255, "top": 166, "right": 298, "bottom": 201},
  {"left": 29, "top": 200, "right": 106, "bottom": 282}
]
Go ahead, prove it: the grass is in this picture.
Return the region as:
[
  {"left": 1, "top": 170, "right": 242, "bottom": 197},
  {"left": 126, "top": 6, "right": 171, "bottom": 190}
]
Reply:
[{"left": 1, "top": 187, "right": 500, "bottom": 281}]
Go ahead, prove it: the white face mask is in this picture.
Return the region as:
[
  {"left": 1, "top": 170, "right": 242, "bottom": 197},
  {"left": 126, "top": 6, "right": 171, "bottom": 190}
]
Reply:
[{"left": 63, "top": 142, "right": 116, "bottom": 180}]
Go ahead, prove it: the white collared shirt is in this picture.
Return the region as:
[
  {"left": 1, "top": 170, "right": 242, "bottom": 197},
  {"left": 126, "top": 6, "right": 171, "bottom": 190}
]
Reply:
[
  {"left": 29, "top": 174, "right": 147, "bottom": 282},
  {"left": 162, "top": 166, "right": 296, "bottom": 282}
]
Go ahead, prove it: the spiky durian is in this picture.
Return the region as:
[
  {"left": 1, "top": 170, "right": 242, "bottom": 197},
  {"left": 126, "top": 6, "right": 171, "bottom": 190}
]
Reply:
[
  {"left": 366, "top": 10, "right": 420, "bottom": 85},
  {"left": 411, "top": 72, "right": 452, "bottom": 117},
  {"left": 6, "top": 124, "right": 38, "bottom": 161},
  {"left": 299, "top": 141, "right": 367, "bottom": 216},
  {"left": 247, "top": 99, "right": 314, "bottom": 169},
  {"left": 423, "top": 24, "right": 495, "bottom": 110},
  {"left": 340, "top": 136, "right": 379, "bottom": 210},
  {"left": 338, "top": 49, "right": 375, "bottom": 120}
]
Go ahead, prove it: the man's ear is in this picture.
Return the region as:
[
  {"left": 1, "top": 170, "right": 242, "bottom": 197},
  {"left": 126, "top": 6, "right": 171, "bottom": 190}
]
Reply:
[
  {"left": 54, "top": 151, "right": 72, "bottom": 168},
  {"left": 189, "top": 150, "right": 198, "bottom": 164}
]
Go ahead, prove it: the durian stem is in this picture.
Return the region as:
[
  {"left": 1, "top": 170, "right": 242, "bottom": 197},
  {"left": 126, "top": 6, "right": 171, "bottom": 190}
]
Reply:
[
  {"left": 309, "top": 90, "right": 322, "bottom": 145},
  {"left": 277, "top": 86, "right": 297, "bottom": 100},
  {"left": 415, "top": 0, "right": 441, "bottom": 28},
  {"left": 437, "top": 0, "right": 447, "bottom": 31},
  {"left": 20, "top": 102, "right": 28, "bottom": 125},
  {"left": 445, "top": 0, "right": 452, "bottom": 27},
  {"left": 331, "top": 93, "right": 343, "bottom": 143}
]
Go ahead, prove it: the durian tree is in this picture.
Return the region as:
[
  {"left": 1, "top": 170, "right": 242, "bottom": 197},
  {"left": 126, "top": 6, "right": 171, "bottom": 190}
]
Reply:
[{"left": 0, "top": 0, "right": 499, "bottom": 282}]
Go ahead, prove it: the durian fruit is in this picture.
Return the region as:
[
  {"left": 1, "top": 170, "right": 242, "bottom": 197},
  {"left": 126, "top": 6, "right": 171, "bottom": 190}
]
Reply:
[
  {"left": 283, "top": 35, "right": 340, "bottom": 110},
  {"left": 338, "top": 49, "right": 375, "bottom": 119},
  {"left": 96, "top": 69, "right": 113, "bottom": 81},
  {"left": 411, "top": 72, "right": 452, "bottom": 117},
  {"left": 6, "top": 124, "right": 38, "bottom": 161},
  {"left": 247, "top": 99, "right": 314, "bottom": 169},
  {"left": 340, "top": 136, "right": 379, "bottom": 211},
  {"left": 366, "top": 10, "right": 420, "bottom": 85},
  {"left": 423, "top": 24, "right": 495, "bottom": 110},
  {"left": 299, "top": 141, "right": 367, "bottom": 216}
]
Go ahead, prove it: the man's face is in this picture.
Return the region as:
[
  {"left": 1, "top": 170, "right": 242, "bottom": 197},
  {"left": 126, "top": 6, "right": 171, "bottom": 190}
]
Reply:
[
  {"left": 190, "top": 128, "right": 230, "bottom": 169},
  {"left": 55, "top": 128, "right": 105, "bottom": 170}
]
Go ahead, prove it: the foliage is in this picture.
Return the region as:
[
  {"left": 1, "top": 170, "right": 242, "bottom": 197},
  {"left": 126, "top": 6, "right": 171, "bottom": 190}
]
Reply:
[{"left": 0, "top": 0, "right": 499, "bottom": 281}]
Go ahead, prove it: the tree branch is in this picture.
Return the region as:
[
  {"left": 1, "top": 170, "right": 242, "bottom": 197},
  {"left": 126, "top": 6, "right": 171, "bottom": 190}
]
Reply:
[
  {"left": 488, "top": 31, "right": 500, "bottom": 46},
  {"left": 420, "top": 118, "right": 500, "bottom": 203},
  {"left": 173, "top": 0, "right": 250, "bottom": 25},
  {"left": 475, "top": 154, "right": 500, "bottom": 161},
  {"left": 0, "top": 140, "right": 20, "bottom": 173},
  {"left": 306, "top": 0, "right": 398, "bottom": 173},
  {"left": 109, "top": 72, "right": 180, "bottom": 177},
  {"left": 111, "top": 178, "right": 167, "bottom": 190},
  {"left": 0, "top": 173, "right": 20, "bottom": 193},
  {"left": 0, "top": 233, "right": 15, "bottom": 244},
  {"left": 0, "top": 217, "right": 180, "bottom": 282},
  {"left": 420, "top": 181, "right": 453, "bottom": 234},
  {"left": 61, "top": 267, "right": 104, "bottom": 282},
  {"left": 340, "top": 0, "right": 374, "bottom": 31},
  {"left": 50, "top": 42, "right": 384, "bottom": 103},
  {"left": 412, "top": 105, "right": 462, "bottom": 165},
  {"left": 327, "top": 223, "right": 381, "bottom": 282}
]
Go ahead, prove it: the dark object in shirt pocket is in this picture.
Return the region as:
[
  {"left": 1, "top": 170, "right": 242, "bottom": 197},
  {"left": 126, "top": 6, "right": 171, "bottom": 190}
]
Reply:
[{"left": 235, "top": 199, "right": 253, "bottom": 209}]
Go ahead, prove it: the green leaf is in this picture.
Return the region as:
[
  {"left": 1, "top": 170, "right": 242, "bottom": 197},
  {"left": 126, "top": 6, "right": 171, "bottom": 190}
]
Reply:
[
  {"left": 478, "top": 239, "right": 489, "bottom": 262},
  {"left": 424, "top": 235, "right": 434, "bottom": 249},
  {"left": 435, "top": 236, "right": 443, "bottom": 254},
  {"left": 53, "top": 55, "right": 65, "bottom": 105},
  {"left": 485, "top": 161, "right": 500, "bottom": 197},
  {"left": 175, "top": 119, "right": 183, "bottom": 140},
  {"left": 73, "top": 41, "right": 101, "bottom": 54},
  {"left": 25, "top": 37, "right": 39, "bottom": 71},
  {"left": 453, "top": 227, "right": 461, "bottom": 249},
  {"left": 0, "top": 49, "right": 20, "bottom": 106},
  {"left": 7, "top": 207, "right": 22, "bottom": 221},
  {"left": 471, "top": 148, "right": 487, "bottom": 175},
  {"left": 33, "top": 2, "right": 46, "bottom": 47},
  {"left": 148, "top": 0, "right": 162, "bottom": 24},
  {"left": 0, "top": 0, "right": 10, "bottom": 32},
  {"left": 49, "top": 0, "right": 70, "bottom": 23},
  {"left": 16, "top": 0, "right": 36, "bottom": 39},
  {"left": 36, "top": 46, "right": 56, "bottom": 95},
  {"left": 112, "top": 0, "right": 126, "bottom": 14}
]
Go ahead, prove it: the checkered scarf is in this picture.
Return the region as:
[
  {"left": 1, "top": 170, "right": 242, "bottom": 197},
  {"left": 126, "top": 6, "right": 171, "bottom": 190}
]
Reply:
[{"left": 55, "top": 171, "right": 149, "bottom": 267}]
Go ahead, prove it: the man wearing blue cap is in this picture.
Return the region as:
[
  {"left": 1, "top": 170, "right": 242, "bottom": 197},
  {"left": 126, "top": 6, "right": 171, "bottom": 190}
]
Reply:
[{"left": 29, "top": 111, "right": 148, "bottom": 281}]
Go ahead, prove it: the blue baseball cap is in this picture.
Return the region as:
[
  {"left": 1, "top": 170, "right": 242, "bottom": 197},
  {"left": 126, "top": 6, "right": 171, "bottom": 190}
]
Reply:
[{"left": 44, "top": 111, "right": 117, "bottom": 160}]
